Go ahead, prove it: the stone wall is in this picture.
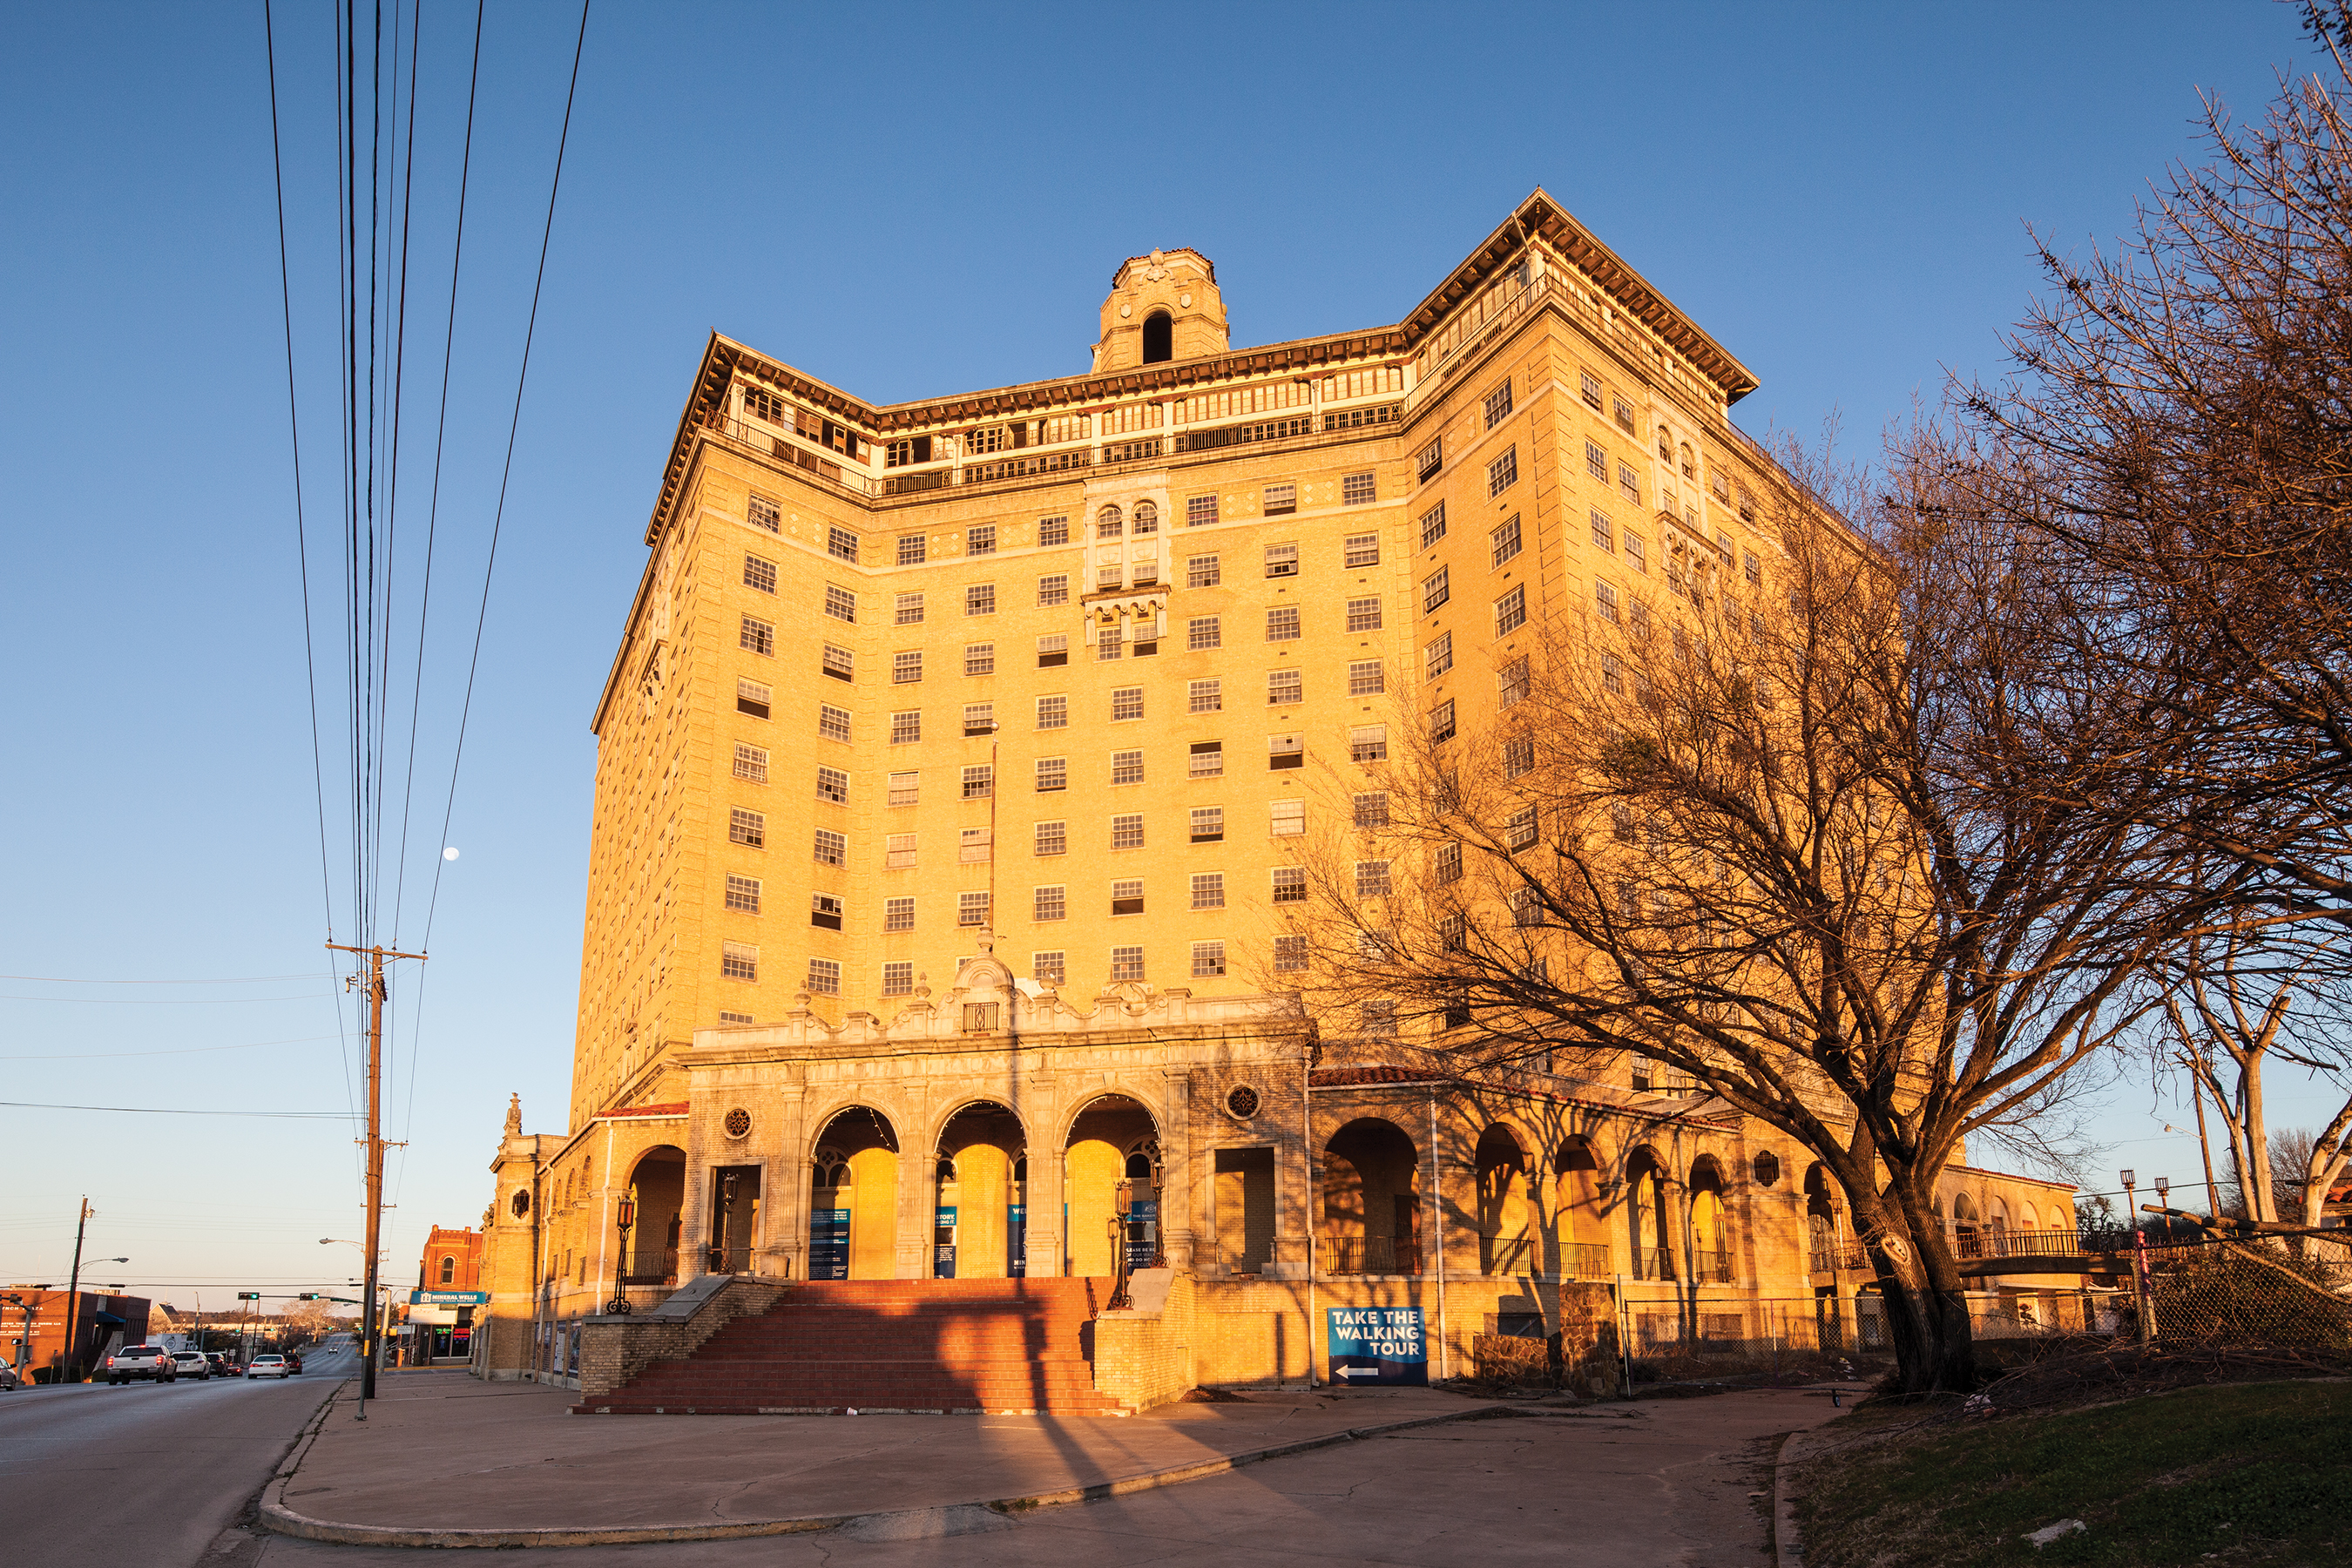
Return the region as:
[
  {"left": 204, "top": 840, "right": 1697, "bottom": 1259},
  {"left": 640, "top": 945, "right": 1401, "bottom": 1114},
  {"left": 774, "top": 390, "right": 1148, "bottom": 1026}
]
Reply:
[{"left": 575, "top": 1275, "right": 786, "bottom": 1401}]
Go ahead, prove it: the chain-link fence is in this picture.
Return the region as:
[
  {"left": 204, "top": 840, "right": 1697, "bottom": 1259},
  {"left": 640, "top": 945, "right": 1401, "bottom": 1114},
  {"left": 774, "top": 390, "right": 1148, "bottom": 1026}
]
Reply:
[{"left": 2140, "top": 1237, "right": 2352, "bottom": 1350}]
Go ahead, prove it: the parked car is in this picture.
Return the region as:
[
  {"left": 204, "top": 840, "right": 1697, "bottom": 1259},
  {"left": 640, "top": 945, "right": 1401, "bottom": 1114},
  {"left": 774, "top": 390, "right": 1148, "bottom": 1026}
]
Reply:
[
  {"left": 203, "top": 1352, "right": 233, "bottom": 1375},
  {"left": 105, "top": 1345, "right": 177, "bottom": 1384},
  {"left": 245, "top": 1354, "right": 291, "bottom": 1380},
  {"left": 284, "top": 1353, "right": 303, "bottom": 1374},
  {"left": 0, "top": 1361, "right": 21, "bottom": 1390},
  {"left": 171, "top": 1351, "right": 212, "bottom": 1381}
]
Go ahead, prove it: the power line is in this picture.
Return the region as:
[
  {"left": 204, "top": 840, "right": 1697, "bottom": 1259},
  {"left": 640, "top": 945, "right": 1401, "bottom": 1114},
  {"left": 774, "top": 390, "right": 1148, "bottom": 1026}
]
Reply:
[
  {"left": 0, "top": 1033, "right": 343, "bottom": 1063},
  {"left": 0, "top": 1102, "right": 357, "bottom": 1119},
  {"left": 0, "top": 972, "right": 322, "bottom": 984},
  {"left": 0, "top": 993, "right": 328, "bottom": 1005}
]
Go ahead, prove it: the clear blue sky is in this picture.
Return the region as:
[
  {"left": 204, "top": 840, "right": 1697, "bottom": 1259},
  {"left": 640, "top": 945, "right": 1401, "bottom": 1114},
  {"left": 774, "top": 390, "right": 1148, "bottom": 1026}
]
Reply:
[{"left": 1, "top": 2, "right": 2331, "bottom": 1304}]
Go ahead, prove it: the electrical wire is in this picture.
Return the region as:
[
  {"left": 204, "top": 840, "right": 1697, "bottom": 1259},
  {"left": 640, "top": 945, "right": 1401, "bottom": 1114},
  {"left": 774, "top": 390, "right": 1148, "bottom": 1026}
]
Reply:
[
  {"left": 0, "top": 972, "right": 322, "bottom": 984},
  {"left": 0, "top": 1103, "right": 357, "bottom": 1119}
]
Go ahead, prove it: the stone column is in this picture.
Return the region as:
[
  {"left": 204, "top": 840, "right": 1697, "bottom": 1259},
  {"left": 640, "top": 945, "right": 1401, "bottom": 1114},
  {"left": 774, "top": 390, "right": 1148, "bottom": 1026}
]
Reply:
[
  {"left": 895, "top": 1080, "right": 930, "bottom": 1280},
  {"left": 767, "top": 1080, "right": 807, "bottom": 1280},
  {"left": 1160, "top": 1068, "right": 1195, "bottom": 1271}
]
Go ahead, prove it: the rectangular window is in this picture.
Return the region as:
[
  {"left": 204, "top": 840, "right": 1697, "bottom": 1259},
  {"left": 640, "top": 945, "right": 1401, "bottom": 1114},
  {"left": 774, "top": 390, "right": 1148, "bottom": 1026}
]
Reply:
[
  {"left": 1039, "top": 514, "right": 1070, "bottom": 547},
  {"left": 810, "top": 892, "right": 844, "bottom": 930},
  {"left": 965, "top": 584, "right": 996, "bottom": 617},
  {"left": 1190, "top": 806, "right": 1225, "bottom": 843},
  {"left": 1268, "top": 733, "right": 1304, "bottom": 770},
  {"left": 1423, "top": 566, "right": 1450, "bottom": 614},
  {"left": 958, "top": 891, "right": 990, "bottom": 928},
  {"left": 738, "top": 615, "right": 774, "bottom": 656},
  {"left": 1362, "top": 1000, "right": 1398, "bottom": 1037},
  {"left": 960, "top": 827, "right": 992, "bottom": 863},
  {"left": 815, "top": 766, "right": 849, "bottom": 805},
  {"left": 1348, "top": 661, "right": 1385, "bottom": 698},
  {"left": 1034, "top": 820, "right": 1067, "bottom": 856},
  {"left": 1271, "top": 799, "right": 1306, "bottom": 836},
  {"left": 889, "top": 710, "right": 922, "bottom": 744},
  {"left": 1349, "top": 724, "right": 1388, "bottom": 761},
  {"left": 1342, "top": 472, "right": 1376, "bottom": 507},
  {"left": 1484, "top": 378, "right": 1513, "bottom": 429},
  {"left": 1580, "top": 370, "right": 1603, "bottom": 409},
  {"left": 733, "top": 742, "right": 769, "bottom": 783},
  {"left": 743, "top": 554, "right": 776, "bottom": 593},
  {"left": 1034, "top": 884, "right": 1067, "bottom": 922},
  {"left": 1036, "top": 694, "right": 1069, "bottom": 730},
  {"left": 1112, "top": 686, "right": 1145, "bottom": 721},
  {"left": 1586, "top": 441, "right": 1608, "bottom": 481},
  {"left": 897, "top": 534, "right": 927, "bottom": 566},
  {"left": 1613, "top": 395, "right": 1636, "bottom": 433},
  {"left": 1498, "top": 656, "right": 1530, "bottom": 707},
  {"left": 884, "top": 896, "right": 916, "bottom": 931},
  {"left": 1355, "top": 860, "right": 1392, "bottom": 897},
  {"left": 1096, "top": 625, "right": 1124, "bottom": 660},
  {"left": 747, "top": 494, "right": 781, "bottom": 532},
  {"left": 1189, "top": 740, "right": 1225, "bottom": 777},
  {"left": 1629, "top": 598, "right": 1652, "bottom": 638},
  {"left": 1416, "top": 437, "right": 1443, "bottom": 482},
  {"left": 1495, "top": 585, "right": 1527, "bottom": 636},
  {"left": 1185, "top": 554, "right": 1223, "bottom": 591},
  {"left": 1267, "top": 667, "right": 1303, "bottom": 706},
  {"left": 895, "top": 591, "right": 925, "bottom": 625},
  {"left": 1624, "top": 531, "right": 1647, "bottom": 574},
  {"left": 1193, "top": 875, "right": 1229, "bottom": 911},
  {"left": 1591, "top": 509, "right": 1614, "bottom": 551},
  {"left": 1037, "top": 633, "right": 1069, "bottom": 668},
  {"left": 1418, "top": 501, "right": 1447, "bottom": 548},
  {"left": 1110, "top": 946, "right": 1146, "bottom": 982},
  {"left": 1345, "top": 597, "right": 1382, "bottom": 632},
  {"left": 1037, "top": 573, "right": 1070, "bottom": 607},
  {"left": 1596, "top": 581, "right": 1619, "bottom": 622},
  {"left": 1111, "top": 749, "right": 1145, "bottom": 786},
  {"left": 968, "top": 523, "right": 997, "bottom": 556},
  {"left": 1186, "top": 616, "right": 1221, "bottom": 651},
  {"left": 1262, "top": 483, "right": 1297, "bottom": 517},
  {"left": 1354, "top": 793, "right": 1389, "bottom": 829},
  {"left": 1191, "top": 939, "right": 1226, "bottom": 977},
  {"left": 721, "top": 942, "right": 758, "bottom": 982},
  {"left": 1266, "top": 606, "right": 1301, "bottom": 641},
  {"left": 1490, "top": 515, "right": 1523, "bottom": 568},
  {"left": 1033, "top": 950, "right": 1067, "bottom": 983},
  {"left": 1272, "top": 866, "right": 1307, "bottom": 903},
  {"left": 725, "top": 874, "right": 761, "bottom": 914},
  {"left": 1264, "top": 541, "right": 1300, "bottom": 578},
  {"left": 1110, "top": 881, "right": 1146, "bottom": 918},
  {"left": 730, "top": 808, "right": 766, "bottom": 848},
  {"left": 1435, "top": 841, "right": 1463, "bottom": 883},
  {"left": 1601, "top": 652, "right": 1624, "bottom": 694},
  {"left": 824, "top": 585, "right": 856, "bottom": 624},
  {"left": 1504, "top": 733, "right": 1534, "bottom": 776},
  {"left": 1036, "top": 756, "right": 1067, "bottom": 792},
  {"left": 1424, "top": 632, "right": 1454, "bottom": 677},
  {"left": 1343, "top": 531, "right": 1380, "bottom": 568},
  {"left": 893, "top": 650, "right": 924, "bottom": 684},
  {"left": 1429, "top": 699, "right": 1457, "bottom": 743},
  {"left": 1273, "top": 934, "right": 1308, "bottom": 972},
  {"left": 1111, "top": 813, "right": 1146, "bottom": 849},
  {"left": 827, "top": 526, "right": 860, "bottom": 564},
  {"left": 882, "top": 961, "right": 914, "bottom": 996},
  {"left": 964, "top": 643, "right": 995, "bottom": 677},
  {"left": 1186, "top": 682, "right": 1224, "bottom": 718},
  {"left": 1487, "top": 446, "right": 1518, "bottom": 497},
  {"left": 1618, "top": 463, "right": 1640, "bottom": 505},
  {"left": 813, "top": 828, "right": 846, "bottom": 865},
  {"left": 806, "top": 957, "right": 841, "bottom": 996},
  {"left": 1506, "top": 807, "right": 1538, "bottom": 851},
  {"left": 1186, "top": 495, "right": 1220, "bottom": 527},
  {"left": 886, "top": 833, "right": 917, "bottom": 868},
  {"left": 819, "top": 704, "right": 851, "bottom": 742},
  {"left": 1097, "top": 559, "right": 1126, "bottom": 591},
  {"left": 962, "top": 763, "right": 994, "bottom": 798},
  {"left": 1744, "top": 549, "right": 1761, "bottom": 585},
  {"left": 963, "top": 704, "right": 995, "bottom": 736}
]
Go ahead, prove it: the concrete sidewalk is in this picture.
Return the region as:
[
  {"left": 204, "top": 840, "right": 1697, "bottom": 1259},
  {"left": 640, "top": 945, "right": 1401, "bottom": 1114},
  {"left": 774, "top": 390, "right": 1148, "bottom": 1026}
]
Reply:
[{"left": 265, "top": 1369, "right": 1526, "bottom": 1547}]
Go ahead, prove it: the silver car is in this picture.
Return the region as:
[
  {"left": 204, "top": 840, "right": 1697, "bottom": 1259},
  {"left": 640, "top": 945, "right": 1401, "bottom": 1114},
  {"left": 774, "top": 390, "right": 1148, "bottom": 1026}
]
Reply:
[
  {"left": 105, "top": 1345, "right": 177, "bottom": 1384},
  {"left": 245, "top": 1354, "right": 292, "bottom": 1380},
  {"left": 171, "top": 1351, "right": 211, "bottom": 1381}
]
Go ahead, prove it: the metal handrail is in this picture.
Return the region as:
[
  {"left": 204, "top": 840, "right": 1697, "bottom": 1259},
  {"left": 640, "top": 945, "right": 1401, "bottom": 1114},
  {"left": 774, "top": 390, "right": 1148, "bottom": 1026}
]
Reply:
[{"left": 1324, "top": 1235, "right": 1421, "bottom": 1276}]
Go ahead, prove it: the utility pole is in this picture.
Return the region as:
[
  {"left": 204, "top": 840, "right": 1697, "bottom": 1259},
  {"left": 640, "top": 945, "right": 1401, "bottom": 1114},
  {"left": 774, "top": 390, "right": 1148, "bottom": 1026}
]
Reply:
[
  {"left": 2185, "top": 1060, "right": 2222, "bottom": 1223},
  {"left": 328, "top": 941, "right": 424, "bottom": 1419},
  {"left": 62, "top": 1198, "right": 91, "bottom": 1382}
]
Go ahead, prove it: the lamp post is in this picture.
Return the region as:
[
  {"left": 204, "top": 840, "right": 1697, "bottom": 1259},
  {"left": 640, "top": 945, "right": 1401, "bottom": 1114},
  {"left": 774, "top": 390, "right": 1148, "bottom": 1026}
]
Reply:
[
  {"left": 2120, "top": 1170, "right": 2155, "bottom": 1342},
  {"left": 605, "top": 1198, "right": 637, "bottom": 1316}
]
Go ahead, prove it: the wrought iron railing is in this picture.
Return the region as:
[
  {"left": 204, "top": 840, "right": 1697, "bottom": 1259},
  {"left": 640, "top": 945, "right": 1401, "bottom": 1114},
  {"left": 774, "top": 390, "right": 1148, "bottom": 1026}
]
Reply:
[
  {"left": 1632, "top": 1247, "right": 1676, "bottom": 1281},
  {"left": 1809, "top": 1243, "right": 1868, "bottom": 1273},
  {"left": 1480, "top": 1234, "right": 1536, "bottom": 1276},
  {"left": 1324, "top": 1235, "right": 1420, "bottom": 1275},
  {"left": 617, "top": 1248, "right": 678, "bottom": 1286},
  {"left": 1560, "top": 1242, "right": 1612, "bottom": 1279},
  {"left": 1689, "top": 1249, "right": 1733, "bottom": 1284},
  {"left": 1954, "top": 1228, "right": 2087, "bottom": 1260}
]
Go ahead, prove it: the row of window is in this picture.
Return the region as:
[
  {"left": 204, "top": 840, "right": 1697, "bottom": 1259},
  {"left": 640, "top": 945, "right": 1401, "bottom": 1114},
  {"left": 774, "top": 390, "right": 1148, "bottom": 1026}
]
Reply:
[
  {"left": 721, "top": 862, "right": 1347, "bottom": 929},
  {"left": 728, "top": 797, "right": 1328, "bottom": 864},
  {"left": 738, "top": 672, "right": 1395, "bottom": 741},
  {"left": 724, "top": 938, "right": 1306, "bottom": 996}
]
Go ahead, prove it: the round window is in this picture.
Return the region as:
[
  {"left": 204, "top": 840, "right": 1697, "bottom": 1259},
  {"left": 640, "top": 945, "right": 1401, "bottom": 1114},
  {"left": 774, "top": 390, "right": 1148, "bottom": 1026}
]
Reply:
[
  {"left": 1225, "top": 1085, "right": 1260, "bottom": 1119},
  {"left": 724, "top": 1107, "right": 752, "bottom": 1139},
  {"left": 1752, "top": 1151, "right": 1781, "bottom": 1187}
]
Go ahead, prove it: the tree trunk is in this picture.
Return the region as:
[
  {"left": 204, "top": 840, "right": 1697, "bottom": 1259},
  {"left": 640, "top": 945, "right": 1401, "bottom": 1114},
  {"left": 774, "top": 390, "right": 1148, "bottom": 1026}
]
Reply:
[{"left": 1849, "top": 1186, "right": 1977, "bottom": 1393}]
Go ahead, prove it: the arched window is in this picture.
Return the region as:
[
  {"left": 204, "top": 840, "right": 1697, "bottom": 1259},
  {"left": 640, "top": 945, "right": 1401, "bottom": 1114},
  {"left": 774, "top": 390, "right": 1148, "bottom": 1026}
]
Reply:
[
  {"left": 1097, "top": 504, "right": 1124, "bottom": 539},
  {"left": 1657, "top": 428, "right": 1673, "bottom": 461},
  {"left": 438, "top": 1255, "right": 456, "bottom": 1285},
  {"left": 1679, "top": 443, "right": 1694, "bottom": 479},
  {"left": 1132, "top": 500, "right": 1159, "bottom": 535},
  {"left": 1142, "top": 310, "right": 1173, "bottom": 363},
  {"left": 1125, "top": 1151, "right": 1153, "bottom": 1179}
]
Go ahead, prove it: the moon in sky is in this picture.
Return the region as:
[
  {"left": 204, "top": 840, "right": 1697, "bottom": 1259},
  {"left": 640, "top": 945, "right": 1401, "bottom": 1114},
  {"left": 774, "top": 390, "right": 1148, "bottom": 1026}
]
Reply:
[{"left": 443, "top": 848, "right": 461, "bottom": 861}]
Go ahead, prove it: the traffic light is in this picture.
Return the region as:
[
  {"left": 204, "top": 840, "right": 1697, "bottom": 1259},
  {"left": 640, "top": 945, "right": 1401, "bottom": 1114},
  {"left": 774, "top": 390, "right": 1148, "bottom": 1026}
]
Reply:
[
  {"left": 237, "top": 1292, "right": 261, "bottom": 1301},
  {"left": 297, "top": 1293, "right": 321, "bottom": 1301}
]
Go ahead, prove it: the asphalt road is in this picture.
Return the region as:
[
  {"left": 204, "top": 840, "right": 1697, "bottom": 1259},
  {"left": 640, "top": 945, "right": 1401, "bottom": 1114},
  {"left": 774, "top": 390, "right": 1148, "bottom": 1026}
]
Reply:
[{"left": 0, "top": 1336, "right": 357, "bottom": 1568}]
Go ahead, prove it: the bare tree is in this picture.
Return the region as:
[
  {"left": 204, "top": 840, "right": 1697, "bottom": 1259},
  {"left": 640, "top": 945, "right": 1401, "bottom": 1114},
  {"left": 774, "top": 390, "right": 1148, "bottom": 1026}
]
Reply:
[{"left": 1278, "top": 446, "right": 2237, "bottom": 1394}]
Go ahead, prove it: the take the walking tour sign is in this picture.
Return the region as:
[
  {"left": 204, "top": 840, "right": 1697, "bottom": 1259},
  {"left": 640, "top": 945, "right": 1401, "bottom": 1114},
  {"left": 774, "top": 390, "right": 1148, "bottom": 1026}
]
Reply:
[{"left": 1325, "top": 1306, "right": 1428, "bottom": 1385}]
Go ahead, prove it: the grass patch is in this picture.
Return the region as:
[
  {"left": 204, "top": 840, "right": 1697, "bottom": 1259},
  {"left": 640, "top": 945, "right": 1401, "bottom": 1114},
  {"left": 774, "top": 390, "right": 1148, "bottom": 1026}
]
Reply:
[{"left": 1794, "top": 1380, "right": 2352, "bottom": 1567}]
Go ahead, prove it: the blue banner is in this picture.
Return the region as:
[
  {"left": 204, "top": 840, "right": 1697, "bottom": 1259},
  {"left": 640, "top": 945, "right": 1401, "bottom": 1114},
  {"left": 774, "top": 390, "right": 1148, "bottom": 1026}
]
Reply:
[
  {"left": 1124, "top": 1199, "right": 1158, "bottom": 1272},
  {"left": 934, "top": 1205, "right": 958, "bottom": 1278},
  {"left": 1327, "top": 1306, "right": 1428, "bottom": 1386},
  {"left": 809, "top": 1208, "right": 850, "bottom": 1281},
  {"left": 1008, "top": 1203, "right": 1026, "bottom": 1276}
]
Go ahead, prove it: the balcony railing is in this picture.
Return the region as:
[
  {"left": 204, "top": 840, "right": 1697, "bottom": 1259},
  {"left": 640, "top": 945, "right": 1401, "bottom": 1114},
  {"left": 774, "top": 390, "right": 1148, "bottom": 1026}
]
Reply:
[
  {"left": 616, "top": 1248, "right": 679, "bottom": 1287},
  {"left": 1480, "top": 1234, "right": 1536, "bottom": 1276},
  {"left": 1323, "top": 1235, "right": 1420, "bottom": 1275},
  {"left": 1809, "top": 1243, "right": 1868, "bottom": 1273},
  {"left": 1560, "top": 1242, "right": 1611, "bottom": 1280},
  {"left": 1953, "top": 1228, "right": 2086, "bottom": 1261},
  {"left": 1689, "top": 1249, "right": 1733, "bottom": 1284},
  {"left": 705, "top": 416, "right": 877, "bottom": 497},
  {"left": 1631, "top": 1247, "right": 1675, "bottom": 1281}
]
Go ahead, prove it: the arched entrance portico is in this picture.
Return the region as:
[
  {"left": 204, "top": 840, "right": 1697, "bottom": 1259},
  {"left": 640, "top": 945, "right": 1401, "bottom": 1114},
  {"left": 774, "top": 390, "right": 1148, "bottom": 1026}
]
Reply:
[
  {"left": 1474, "top": 1124, "right": 1532, "bottom": 1275},
  {"left": 1064, "top": 1094, "right": 1157, "bottom": 1278},
  {"left": 809, "top": 1106, "right": 899, "bottom": 1280},
  {"left": 1321, "top": 1118, "right": 1421, "bottom": 1275},
  {"left": 622, "top": 1146, "right": 686, "bottom": 1286},
  {"left": 1626, "top": 1147, "right": 1673, "bottom": 1280},
  {"left": 934, "top": 1101, "right": 1028, "bottom": 1278},
  {"left": 1554, "top": 1134, "right": 1605, "bottom": 1276}
]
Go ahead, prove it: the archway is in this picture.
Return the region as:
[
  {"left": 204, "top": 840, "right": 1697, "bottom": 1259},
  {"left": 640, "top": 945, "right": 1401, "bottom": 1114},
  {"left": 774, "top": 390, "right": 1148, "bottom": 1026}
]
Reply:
[
  {"left": 809, "top": 1107, "right": 899, "bottom": 1280},
  {"left": 1952, "top": 1192, "right": 1982, "bottom": 1259},
  {"left": 935, "top": 1101, "right": 1027, "bottom": 1278},
  {"left": 1141, "top": 309, "right": 1173, "bottom": 364},
  {"left": 1475, "top": 1124, "right": 1533, "bottom": 1275},
  {"left": 1321, "top": 1118, "right": 1420, "bottom": 1274},
  {"left": 1804, "top": 1162, "right": 1840, "bottom": 1273},
  {"left": 623, "top": 1145, "right": 686, "bottom": 1284},
  {"left": 1554, "top": 1134, "right": 1605, "bottom": 1276},
  {"left": 1625, "top": 1147, "right": 1673, "bottom": 1280},
  {"left": 1689, "top": 1157, "right": 1729, "bottom": 1281},
  {"left": 1064, "top": 1093, "right": 1157, "bottom": 1278}
]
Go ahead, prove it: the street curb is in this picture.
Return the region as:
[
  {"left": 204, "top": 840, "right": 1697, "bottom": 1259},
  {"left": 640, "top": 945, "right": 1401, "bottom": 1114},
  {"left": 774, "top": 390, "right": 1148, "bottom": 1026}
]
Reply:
[
  {"left": 1774, "top": 1427, "right": 1820, "bottom": 1568},
  {"left": 259, "top": 1402, "right": 1514, "bottom": 1549}
]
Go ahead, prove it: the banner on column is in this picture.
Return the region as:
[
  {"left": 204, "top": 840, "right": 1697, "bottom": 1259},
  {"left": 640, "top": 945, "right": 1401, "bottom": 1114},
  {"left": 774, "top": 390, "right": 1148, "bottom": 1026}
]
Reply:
[
  {"left": 1326, "top": 1306, "right": 1427, "bottom": 1386},
  {"left": 809, "top": 1209, "right": 850, "bottom": 1280}
]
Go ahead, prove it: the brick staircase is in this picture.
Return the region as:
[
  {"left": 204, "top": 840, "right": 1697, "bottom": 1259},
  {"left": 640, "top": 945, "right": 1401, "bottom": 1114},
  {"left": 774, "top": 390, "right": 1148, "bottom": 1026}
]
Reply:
[{"left": 571, "top": 1277, "right": 1128, "bottom": 1416}]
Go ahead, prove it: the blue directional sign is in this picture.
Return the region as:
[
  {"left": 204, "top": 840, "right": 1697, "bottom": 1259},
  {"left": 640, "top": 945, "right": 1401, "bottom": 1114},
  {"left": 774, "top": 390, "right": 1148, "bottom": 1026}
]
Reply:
[
  {"left": 809, "top": 1209, "right": 850, "bottom": 1280},
  {"left": 1326, "top": 1306, "right": 1428, "bottom": 1386}
]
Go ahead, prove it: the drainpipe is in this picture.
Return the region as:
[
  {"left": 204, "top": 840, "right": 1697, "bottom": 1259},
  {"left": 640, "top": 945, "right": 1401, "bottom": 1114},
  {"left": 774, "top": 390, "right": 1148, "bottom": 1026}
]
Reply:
[
  {"left": 1430, "top": 1090, "right": 1448, "bottom": 1382},
  {"left": 595, "top": 1121, "right": 615, "bottom": 1312}
]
